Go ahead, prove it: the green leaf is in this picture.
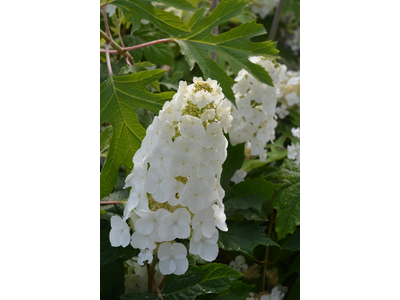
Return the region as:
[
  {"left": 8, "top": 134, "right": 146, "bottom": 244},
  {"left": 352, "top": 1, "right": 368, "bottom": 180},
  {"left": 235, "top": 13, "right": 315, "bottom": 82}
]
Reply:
[
  {"left": 154, "top": 0, "right": 196, "bottom": 11},
  {"left": 213, "top": 281, "right": 254, "bottom": 300},
  {"left": 287, "top": 276, "right": 300, "bottom": 300},
  {"left": 100, "top": 70, "right": 174, "bottom": 198},
  {"left": 280, "top": 255, "right": 299, "bottom": 282},
  {"left": 101, "top": 125, "right": 113, "bottom": 157},
  {"left": 225, "top": 207, "right": 266, "bottom": 221},
  {"left": 100, "top": 259, "right": 125, "bottom": 299},
  {"left": 281, "top": 227, "right": 300, "bottom": 252},
  {"left": 143, "top": 42, "right": 174, "bottom": 66},
  {"left": 218, "top": 221, "right": 279, "bottom": 257},
  {"left": 162, "top": 263, "right": 242, "bottom": 300},
  {"left": 160, "top": 70, "right": 184, "bottom": 90},
  {"left": 266, "top": 159, "right": 300, "bottom": 240},
  {"left": 224, "top": 176, "right": 282, "bottom": 212},
  {"left": 113, "top": 0, "right": 191, "bottom": 36},
  {"left": 220, "top": 139, "right": 245, "bottom": 190},
  {"left": 119, "top": 61, "right": 155, "bottom": 75},
  {"left": 120, "top": 292, "right": 159, "bottom": 300},
  {"left": 100, "top": 209, "right": 107, "bottom": 216},
  {"left": 288, "top": 105, "right": 300, "bottom": 127},
  {"left": 242, "top": 144, "right": 287, "bottom": 172},
  {"left": 175, "top": 0, "right": 279, "bottom": 100}
]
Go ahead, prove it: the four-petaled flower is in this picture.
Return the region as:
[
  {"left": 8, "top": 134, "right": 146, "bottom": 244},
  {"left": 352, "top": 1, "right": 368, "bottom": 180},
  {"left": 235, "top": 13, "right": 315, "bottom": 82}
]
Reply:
[{"left": 158, "top": 242, "right": 188, "bottom": 275}]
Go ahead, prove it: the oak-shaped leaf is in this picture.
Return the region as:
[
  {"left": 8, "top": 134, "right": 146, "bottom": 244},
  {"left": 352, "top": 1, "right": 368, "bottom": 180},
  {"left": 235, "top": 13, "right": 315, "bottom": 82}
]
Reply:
[
  {"left": 175, "top": 0, "right": 280, "bottom": 100},
  {"left": 100, "top": 70, "right": 174, "bottom": 198},
  {"left": 112, "top": 0, "right": 193, "bottom": 36}
]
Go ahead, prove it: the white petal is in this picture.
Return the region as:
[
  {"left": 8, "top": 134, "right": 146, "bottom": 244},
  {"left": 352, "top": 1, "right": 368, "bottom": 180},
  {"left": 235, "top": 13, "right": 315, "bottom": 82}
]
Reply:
[
  {"left": 201, "top": 223, "right": 216, "bottom": 238},
  {"left": 189, "top": 238, "right": 202, "bottom": 255},
  {"left": 173, "top": 258, "right": 189, "bottom": 275},
  {"left": 136, "top": 218, "right": 155, "bottom": 235},
  {"left": 200, "top": 242, "right": 218, "bottom": 261},
  {"left": 159, "top": 259, "right": 172, "bottom": 275},
  {"left": 171, "top": 242, "right": 187, "bottom": 257},
  {"left": 169, "top": 259, "right": 177, "bottom": 273},
  {"left": 158, "top": 242, "right": 172, "bottom": 260}
]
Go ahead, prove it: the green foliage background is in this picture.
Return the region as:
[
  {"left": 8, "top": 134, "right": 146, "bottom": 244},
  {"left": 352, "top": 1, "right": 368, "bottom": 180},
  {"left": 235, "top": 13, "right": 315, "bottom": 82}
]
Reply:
[{"left": 100, "top": 0, "right": 300, "bottom": 299}]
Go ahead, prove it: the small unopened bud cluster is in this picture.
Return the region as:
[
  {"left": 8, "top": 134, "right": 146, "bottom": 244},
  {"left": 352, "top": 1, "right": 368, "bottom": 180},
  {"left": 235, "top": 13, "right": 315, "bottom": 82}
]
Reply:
[
  {"left": 109, "top": 77, "right": 232, "bottom": 276},
  {"left": 228, "top": 56, "right": 287, "bottom": 162},
  {"left": 248, "top": 0, "right": 280, "bottom": 19}
]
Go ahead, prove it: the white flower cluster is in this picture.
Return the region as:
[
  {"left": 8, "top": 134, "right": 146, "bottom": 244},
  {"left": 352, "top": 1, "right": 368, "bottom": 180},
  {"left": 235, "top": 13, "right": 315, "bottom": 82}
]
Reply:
[
  {"left": 110, "top": 77, "right": 232, "bottom": 276},
  {"left": 248, "top": 0, "right": 280, "bottom": 19},
  {"left": 228, "top": 56, "right": 287, "bottom": 162},
  {"left": 286, "top": 27, "right": 300, "bottom": 52},
  {"left": 287, "top": 127, "right": 300, "bottom": 164},
  {"left": 276, "top": 70, "right": 300, "bottom": 119},
  {"left": 246, "top": 286, "right": 286, "bottom": 300}
]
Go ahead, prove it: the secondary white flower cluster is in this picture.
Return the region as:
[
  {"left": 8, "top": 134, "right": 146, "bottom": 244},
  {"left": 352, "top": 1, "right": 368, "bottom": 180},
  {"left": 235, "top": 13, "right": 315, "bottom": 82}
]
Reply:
[
  {"left": 246, "top": 286, "right": 286, "bottom": 300},
  {"left": 110, "top": 77, "right": 232, "bottom": 276},
  {"left": 276, "top": 70, "right": 300, "bottom": 119},
  {"left": 248, "top": 0, "right": 280, "bottom": 19},
  {"left": 286, "top": 27, "right": 300, "bottom": 52},
  {"left": 228, "top": 56, "right": 287, "bottom": 162},
  {"left": 287, "top": 127, "right": 300, "bottom": 164}
]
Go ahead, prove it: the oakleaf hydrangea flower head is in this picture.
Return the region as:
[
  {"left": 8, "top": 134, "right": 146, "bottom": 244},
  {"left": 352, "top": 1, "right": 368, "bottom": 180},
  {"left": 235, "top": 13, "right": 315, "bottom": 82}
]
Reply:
[
  {"left": 110, "top": 77, "right": 231, "bottom": 275},
  {"left": 228, "top": 57, "right": 287, "bottom": 162}
]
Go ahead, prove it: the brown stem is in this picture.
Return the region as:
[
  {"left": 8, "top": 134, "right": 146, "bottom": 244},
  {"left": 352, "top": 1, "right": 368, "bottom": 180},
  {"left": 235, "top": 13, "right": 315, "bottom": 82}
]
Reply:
[
  {"left": 151, "top": 276, "right": 164, "bottom": 299},
  {"left": 262, "top": 210, "right": 276, "bottom": 291},
  {"left": 159, "top": 275, "right": 169, "bottom": 291},
  {"left": 100, "top": 201, "right": 123, "bottom": 205},
  {"left": 147, "top": 257, "right": 158, "bottom": 293},
  {"left": 100, "top": 38, "right": 174, "bottom": 53},
  {"left": 268, "top": 0, "right": 285, "bottom": 41},
  {"left": 147, "top": 264, "right": 152, "bottom": 293},
  {"left": 105, "top": 43, "right": 113, "bottom": 75},
  {"left": 100, "top": 30, "right": 134, "bottom": 65},
  {"left": 102, "top": 6, "right": 112, "bottom": 38}
]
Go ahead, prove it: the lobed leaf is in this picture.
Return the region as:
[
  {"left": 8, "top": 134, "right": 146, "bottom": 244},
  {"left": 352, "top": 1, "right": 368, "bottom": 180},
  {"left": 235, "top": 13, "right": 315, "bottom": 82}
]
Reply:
[
  {"left": 113, "top": 0, "right": 191, "bottom": 36},
  {"left": 175, "top": 0, "right": 280, "bottom": 100},
  {"left": 266, "top": 159, "right": 300, "bottom": 240},
  {"left": 100, "top": 70, "right": 174, "bottom": 198}
]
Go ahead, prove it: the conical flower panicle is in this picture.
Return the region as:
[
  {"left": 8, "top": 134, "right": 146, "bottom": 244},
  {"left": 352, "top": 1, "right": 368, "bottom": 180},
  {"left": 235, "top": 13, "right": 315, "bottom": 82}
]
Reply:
[
  {"left": 110, "top": 77, "right": 231, "bottom": 275},
  {"left": 228, "top": 57, "right": 287, "bottom": 162}
]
